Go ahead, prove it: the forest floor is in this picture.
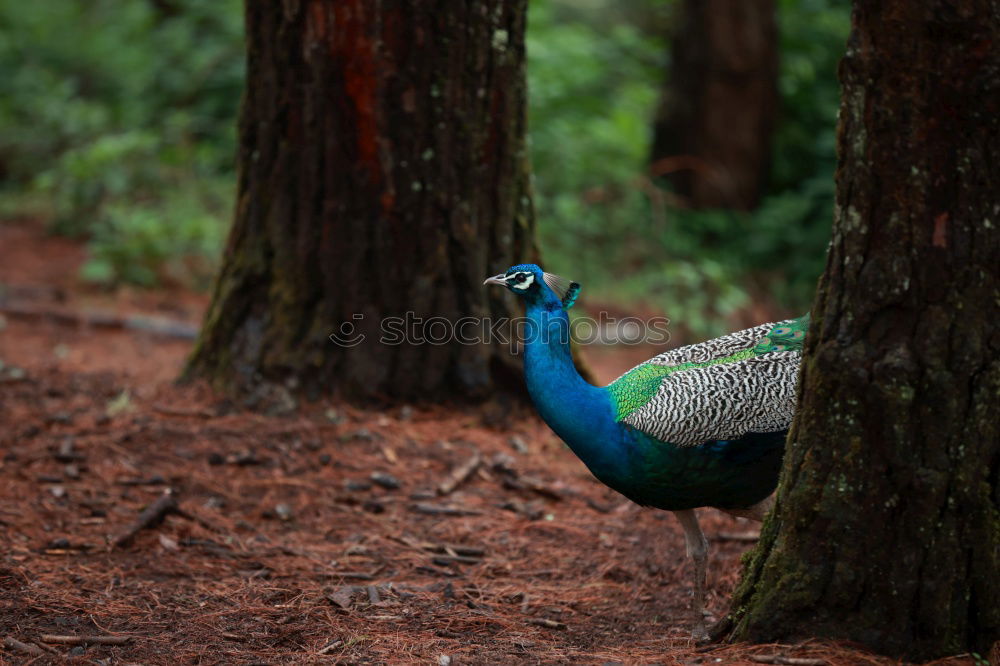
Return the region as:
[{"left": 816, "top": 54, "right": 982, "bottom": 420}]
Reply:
[{"left": 0, "top": 218, "right": 977, "bottom": 665}]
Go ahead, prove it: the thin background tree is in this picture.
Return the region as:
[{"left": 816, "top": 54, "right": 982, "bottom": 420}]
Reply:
[{"left": 651, "top": 0, "right": 778, "bottom": 210}]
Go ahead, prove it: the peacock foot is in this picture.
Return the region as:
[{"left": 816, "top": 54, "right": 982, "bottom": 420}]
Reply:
[
  {"left": 691, "top": 618, "right": 710, "bottom": 641},
  {"left": 690, "top": 609, "right": 715, "bottom": 641}
]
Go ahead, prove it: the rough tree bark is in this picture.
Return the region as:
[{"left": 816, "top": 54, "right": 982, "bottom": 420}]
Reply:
[
  {"left": 186, "top": 1, "right": 537, "bottom": 402},
  {"left": 720, "top": 2, "right": 1000, "bottom": 660},
  {"left": 650, "top": 0, "right": 778, "bottom": 210}
]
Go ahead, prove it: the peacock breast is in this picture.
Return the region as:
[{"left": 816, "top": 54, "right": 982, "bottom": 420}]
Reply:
[{"left": 616, "top": 428, "right": 786, "bottom": 511}]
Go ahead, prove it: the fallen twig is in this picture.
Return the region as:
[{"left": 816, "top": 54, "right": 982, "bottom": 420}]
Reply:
[
  {"left": 582, "top": 496, "right": 617, "bottom": 513},
  {"left": 370, "top": 472, "right": 402, "bottom": 490},
  {"left": 328, "top": 571, "right": 375, "bottom": 581},
  {"left": 112, "top": 490, "right": 180, "bottom": 548},
  {"left": 327, "top": 586, "right": 358, "bottom": 611},
  {"left": 501, "top": 499, "right": 543, "bottom": 520},
  {"left": 425, "top": 543, "right": 486, "bottom": 558},
  {"left": 54, "top": 438, "right": 84, "bottom": 463},
  {"left": 415, "top": 565, "right": 458, "bottom": 578},
  {"left": 694, "top": 643, "right": 726, "bottom": 654},
  {"left": 491, "top": 453, "right": 561, "bottom": 500},
  {"left": 387, "top": 535, "right": 486, "bottom": 559},
  {"left": 40, "top": 634, "right": 131, "bottom": 646},
  {"left": 0, "top": 303, "right": 198, "bottom": 339},
  {"left": 115, "top": 475, "right": 167, "bottom": 486},
  {"left": 749, "top": 656, "right": 825, "bottom": 666},
  {"left": 411, "top": 503, "right": 483, "bottom": 517},
  {"left": 505, "top": 474, "right": 562, "bottom": 501},
  {"left": 431, "top": 555, "right": 481, "bottom": 565},
  {"left": 437, "top": 451, "right": 481, "bottom": 495},
  {"left": 718, "top": 531, "right": 761, "bottom": 542},
  {"left": 526, "top": 618, "right": 566, "bottom": 630},
  {"left": 3, "top": 636, "right": 47, "bottom": 657},
  {"left": 317, "top": 640, "right": 344, "bottom": 655},
  {"left": 152, "top": 404, "right": 215, "bottom": 418}
]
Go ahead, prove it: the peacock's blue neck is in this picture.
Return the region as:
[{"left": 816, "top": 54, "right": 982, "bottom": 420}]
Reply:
[
  {"left": 518, "top": 291, "right": 786, "bottom": 512},
  {"left": 521, "top": 299, "right": 631, "bottom": 483}
]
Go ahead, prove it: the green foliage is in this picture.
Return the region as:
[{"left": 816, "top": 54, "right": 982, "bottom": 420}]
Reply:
[
  {"left": 0, "top": 0, "right": 849, "bottom": 308},
  {"left": 527, "top": 1, "right": 663, "bottom": 199},
  {"left": 772, "top": 0, "right": 849, "bottom": 194},
  {"left": 36, "top": 132, "right": 163, "bottom": 236},
  {"left": 527, "top": 0, "right": 716, "bottom": 324},
  {"left": 0, "top": 0, "right": 242, "bottom": 285},
  {"left": 82, "top": 184, "right": 230, "bottom": 288},
  {"left": 528, "top": 0, "right": 849, "bottom": 335}
]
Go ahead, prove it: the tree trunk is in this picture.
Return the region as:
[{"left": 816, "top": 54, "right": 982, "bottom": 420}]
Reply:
[
  {"left": 186, "top": 0, "right": 537, "bottom": 402},
  {"left": 650, "top": 0, "right": 778, "bottom": 211},
  {"left": 722, "top": 2, "right": 1000, "bottom": 660}
]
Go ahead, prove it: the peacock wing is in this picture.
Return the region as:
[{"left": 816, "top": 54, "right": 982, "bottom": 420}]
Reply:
[{"left": 607, "top": 315, "right": 809, "bottom": 446}]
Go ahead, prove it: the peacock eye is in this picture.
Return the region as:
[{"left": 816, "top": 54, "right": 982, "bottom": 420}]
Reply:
[{"left": 513, "top": 273, "right": 527, "bottom": 283}]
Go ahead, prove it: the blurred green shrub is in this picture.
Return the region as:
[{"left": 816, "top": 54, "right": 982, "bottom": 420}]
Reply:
[
  {"left": 528, "top": 0, "right": 849, "bottom": 334},
  {"left": 526, "top": 0, "right": 664, "bottom": 296},
  {"left": 0, "top": 0, "right": 848, "bottom": 311},
  {"left": 82, "top": 185, "right": 229, "bottom": 288},
  {"left": 0, "top": 0, "right": 242, "bottom": 285},
  {"left": 36, "top": 132, "right": 163, "bottom": 236}
]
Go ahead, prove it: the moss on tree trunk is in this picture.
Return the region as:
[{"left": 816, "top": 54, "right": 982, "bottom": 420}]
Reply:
[
  {"left": 186, "top": 0, "right": 537, "bottom": 402},
  {"left": 721, "top": 1, "right": 1000, "bottom": 660}
]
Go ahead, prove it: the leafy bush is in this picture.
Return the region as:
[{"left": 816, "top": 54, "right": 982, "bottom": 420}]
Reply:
[
  {"left": 0, "top": 0, "right": 848, "bottom": 309},
  {"left": 82, "top": 183, "right": 230, "bottom": 288},
  {"left": 0, "top": 0, "right": 242, "bottom": 285},
  {"left": 528, "top": 0, "right": 849, "bottom": 334},
  {"left": 35, "top": 132, "right": 163, "bottom": 236}
]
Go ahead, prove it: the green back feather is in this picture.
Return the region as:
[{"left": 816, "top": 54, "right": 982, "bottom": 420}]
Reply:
[
  {"left": 608, "top": 314, "right": 810, "bottom": 422},
  {"left": 609, "top": 349, "right": 755, "bottom": 421},
  {"left": 751, "top": 313, "right": 810, "bottom": 354}
]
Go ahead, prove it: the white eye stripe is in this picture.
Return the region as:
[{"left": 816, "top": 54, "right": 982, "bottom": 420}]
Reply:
[{"left": 510, "top": 273, "right": 535, "bottom": 290}]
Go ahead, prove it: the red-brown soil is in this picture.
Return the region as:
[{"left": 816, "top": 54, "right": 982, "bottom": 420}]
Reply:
[{"left": 0, "top": 220, "right": 975, "bottom": 664}]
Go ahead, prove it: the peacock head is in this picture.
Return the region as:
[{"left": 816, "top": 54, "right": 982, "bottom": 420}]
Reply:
[{"left": 483, "top": 263, "right": 581, "bottom": 310}]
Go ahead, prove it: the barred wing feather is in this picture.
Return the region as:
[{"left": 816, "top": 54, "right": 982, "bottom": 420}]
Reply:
[
  {"left": 607, "top": 315, "right": 809, "bottom": 447},
  {"left": 646, "top": 321, "right": 779, "bottom": 366}
]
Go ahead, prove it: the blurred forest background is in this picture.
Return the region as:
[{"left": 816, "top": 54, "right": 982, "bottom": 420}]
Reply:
[{"left": 0, "top": 0, "right": 848, "bottom": 336}]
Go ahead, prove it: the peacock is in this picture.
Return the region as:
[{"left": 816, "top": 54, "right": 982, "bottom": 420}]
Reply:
[{"left": 485, "top": 263, "right": 808, "bottom": 638}]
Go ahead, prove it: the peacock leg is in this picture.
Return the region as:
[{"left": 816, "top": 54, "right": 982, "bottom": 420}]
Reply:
[{"left": 674, "top": 509, "right": 709, "bottom": 640}]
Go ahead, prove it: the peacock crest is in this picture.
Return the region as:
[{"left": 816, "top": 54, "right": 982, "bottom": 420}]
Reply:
[{"left": 541, "top": 272, "right": 581, "bottom": 310}]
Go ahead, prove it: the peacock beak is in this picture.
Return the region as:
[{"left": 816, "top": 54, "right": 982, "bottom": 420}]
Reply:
[{"left": 483, "top": 274, "right": 507, "bottom": 286}]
